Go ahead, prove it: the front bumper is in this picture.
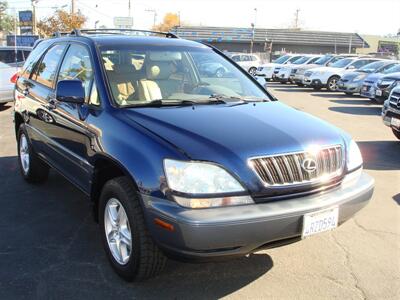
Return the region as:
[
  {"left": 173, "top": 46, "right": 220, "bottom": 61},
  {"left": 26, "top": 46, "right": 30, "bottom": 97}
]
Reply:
[
  {"left": 382, "top": 102, "right": 400, "bottom": 129},
  {"left": 142, "top": 171, "right": 374, "bottom": 260},
  {"left": 360, "top": 84, "right": 375, "bottom": 98},
  {"left": 336, "top": 80, "right": 362, "bottom": 94}
]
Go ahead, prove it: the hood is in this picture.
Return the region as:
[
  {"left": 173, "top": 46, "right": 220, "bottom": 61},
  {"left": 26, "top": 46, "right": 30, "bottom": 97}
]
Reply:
[
  {"left": 381, "top": 72, "right": 400, "bottom": 81},
  {"left": 124, "top": 102, "right": 345, "bottom": 159},
  {"left": 341, "top": 71, "right": 365, "bottom": 81},
  {"left": 364, "top": 72, "right": 384, "bottom": 83},
  {"left": 122, "top": 102, "right": 347, "bottom": 196},
  {"left": 259, "top": 63, "right": 280, "bottom": 69}
]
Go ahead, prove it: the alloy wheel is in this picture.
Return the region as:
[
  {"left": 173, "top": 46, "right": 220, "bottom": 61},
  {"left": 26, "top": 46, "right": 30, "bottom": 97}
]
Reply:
[
  {"left": 104, "top": 198, "right": 132, "bottom": 265},
  {"left": 19, "top": 134, "right": 30, "bottom": 175}
]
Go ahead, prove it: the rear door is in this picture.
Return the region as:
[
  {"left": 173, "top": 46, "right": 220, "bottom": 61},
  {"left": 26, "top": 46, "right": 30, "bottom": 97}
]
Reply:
[
  {"left": 42, "top": 42, "right": 96, "bottom": 192},
  {"left": 19, "top": 43, "right": 68, "bottom": 157}
]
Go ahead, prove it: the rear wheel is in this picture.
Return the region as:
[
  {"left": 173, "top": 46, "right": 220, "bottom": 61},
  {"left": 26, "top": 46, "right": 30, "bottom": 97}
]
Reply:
[
  {"left": 327, "top": 76, "right": 340, "bottom": 92},
  {"left": 392, "top": 128, "right": 400, "bottom": 140},
  {"left": 99, "top": 176, "right": 166, "bottom": 281},
  {"left": 17, "top": 125, "right": 49, "bottom": 183}
]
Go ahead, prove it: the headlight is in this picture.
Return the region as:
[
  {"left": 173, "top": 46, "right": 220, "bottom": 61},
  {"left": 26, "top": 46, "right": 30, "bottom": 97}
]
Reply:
[
  {"left": 347, "top": 140, "right": 363, "bottom": 171},
  {"left": 164, "top": 159, "right": 253, "bottom": 208},
  {"left": 353, "top": 74, "right": 366, "bottom": 82}
]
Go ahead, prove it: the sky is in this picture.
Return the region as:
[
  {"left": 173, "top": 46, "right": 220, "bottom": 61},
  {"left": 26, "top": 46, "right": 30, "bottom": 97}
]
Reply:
[{"left": 5, "top": 0, "right": 400, "bottom": 36}]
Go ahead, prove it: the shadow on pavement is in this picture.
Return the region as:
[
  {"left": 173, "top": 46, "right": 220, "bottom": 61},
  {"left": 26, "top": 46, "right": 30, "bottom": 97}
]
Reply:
[
  {"left": 357, "top": 141, "right": 400, "bottom": 171},
  {"left": 329, "top": 99, "right": 377, "bottom": 106},
  {"left": 0, "top": 104, "right": 12, "bottom": 112},
  {"left": 273, "top": 87, "right": 311, "bottom": 92},
  {"left": 393, "top": 193, "right": 400, "bottom": 206},
  {"left": 311, "top": 92, "right": 364, "bottom": 99},
  {"left": 328, "top": 106, "right": 381, "bottom": 116},
  {"left": 0, "top": 155, "right": 273, "bottom": 299}
]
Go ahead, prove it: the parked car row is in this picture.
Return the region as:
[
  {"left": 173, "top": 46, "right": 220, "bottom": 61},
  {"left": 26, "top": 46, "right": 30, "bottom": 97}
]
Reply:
[{"left": 0, "top": 46, "right": 32, "bottom": 106}]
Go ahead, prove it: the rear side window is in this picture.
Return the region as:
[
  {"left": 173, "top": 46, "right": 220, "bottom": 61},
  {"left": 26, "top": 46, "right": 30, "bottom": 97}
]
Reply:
[
  {"left": 23, "top": 50, "right": 31, "bottom": 60},
  {"left": 351, "top": 59, "right": 377, "bottom": 69},
  {"left": 32, "top": 44, "right": 66, "bottom": 88},
  {"left": 0, "top": 50, "right": 15, "bottom": 64},
  {"left": 308, "top": 57, "right": 320, "bottom": 64},
  {"left": 57, "top": 44, "right": 94, "bottom": 101},
  {"left": 21, "top": 41, "right": 51, "bottom": 79}
]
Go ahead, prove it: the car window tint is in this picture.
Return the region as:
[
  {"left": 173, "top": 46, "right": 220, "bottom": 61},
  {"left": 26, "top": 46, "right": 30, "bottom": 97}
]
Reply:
[
  {"left": 308, "top": 57, "right": 320, "bottom": 64},
  {"left": 0, "top": 50, "right": 15, "bottom": 64},
  {"left": 351, "top": 59, "right": 376, "bottom": 69},
  {"left": 232, "top": 55, "right": 240, "bottom": 62},
  {"left": 32, "top": 44, "right": 66, "bottom": 88},
  {"left": 58, "top": 44, "right": 94, "bottom": 100},
  {"left": 17, "top": 50, "right": 24, "bottom": 62}
]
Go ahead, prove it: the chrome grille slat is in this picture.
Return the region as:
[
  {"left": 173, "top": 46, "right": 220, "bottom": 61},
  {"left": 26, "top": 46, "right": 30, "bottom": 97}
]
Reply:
[{"left": 249, "top": 146, "right": 344, "bottom": 187}]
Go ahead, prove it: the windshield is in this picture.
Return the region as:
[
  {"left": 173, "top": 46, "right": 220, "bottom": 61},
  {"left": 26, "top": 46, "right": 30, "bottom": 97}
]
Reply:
[
  {"left": 358, "top": 61, "right": 386, "bottom": 73},
  {"left": 292, "top": 56, "right": 310, "bottom": 64},
  {"left": 330, "top": 58, "right": 353, "bottom": 68},
  {"left": 286, "top": 56, "right": 303, "bottom": 64},
  {"left": 100, "top": 45, "right": 269, "bottom": 107},
  {"left": 382, "top": 63, "right": 400, "bottom": 74},
  {"left": 273, "top": 55, "right": 290, "bottom": 64},
  {"left": 314, "top": 55, "right": 332, "bottom": 65}
]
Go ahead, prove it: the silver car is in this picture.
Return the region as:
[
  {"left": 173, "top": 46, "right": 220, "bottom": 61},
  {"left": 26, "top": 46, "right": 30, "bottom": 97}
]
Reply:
[{"left": 0, "top": 62, "right": 19, "bottom": 105}]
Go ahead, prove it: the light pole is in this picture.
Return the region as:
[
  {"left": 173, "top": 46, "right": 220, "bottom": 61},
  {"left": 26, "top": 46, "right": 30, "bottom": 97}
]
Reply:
[{"left": 250, "top": 8, "right": 257, "bottom": 54}]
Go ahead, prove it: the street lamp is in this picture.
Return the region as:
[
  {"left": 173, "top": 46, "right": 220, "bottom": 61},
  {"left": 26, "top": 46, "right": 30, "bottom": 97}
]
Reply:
[{"left": 250, "top": 8, "right": 257, "bottom": 54}]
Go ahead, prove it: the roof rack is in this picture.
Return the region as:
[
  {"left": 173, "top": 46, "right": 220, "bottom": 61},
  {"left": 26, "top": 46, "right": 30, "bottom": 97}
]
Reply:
[{"left": 52, "top": 28, "right": 179, "bottom": 39}]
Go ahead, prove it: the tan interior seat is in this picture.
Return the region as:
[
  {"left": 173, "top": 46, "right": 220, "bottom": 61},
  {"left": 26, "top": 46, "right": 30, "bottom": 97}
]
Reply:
[
  {"left": 107, "top": 64, "right": 139, "bottom": 105},
  {"left": 138, "top": 62, "right": 176, "bottom": 101}
]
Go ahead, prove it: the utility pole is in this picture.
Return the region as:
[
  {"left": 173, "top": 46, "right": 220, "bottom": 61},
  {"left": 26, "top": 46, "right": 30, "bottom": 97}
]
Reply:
[
  {"left": 349, "top": 34, "right": 353, "bottom": 54},
  {"left": 31, "top": 0, "right": 37, "bottom": 35},
  {"left": 250, "top": 8, "right": 257, "bottom": 54}
]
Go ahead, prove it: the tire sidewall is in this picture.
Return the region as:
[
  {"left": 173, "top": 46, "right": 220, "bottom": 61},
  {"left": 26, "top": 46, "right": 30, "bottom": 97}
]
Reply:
[
  {"left": 327, "top": 76, "right": 339, "bottom": 92},
  {"left": 99, "top": 180, "right": 142, "bottom": 279},
  {"left": 17, "top": 125, "right": 32, "bottom": 179}
]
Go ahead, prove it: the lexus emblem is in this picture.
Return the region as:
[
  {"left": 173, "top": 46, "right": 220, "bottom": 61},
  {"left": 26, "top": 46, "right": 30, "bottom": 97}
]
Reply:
[{"left": 302, "top": 158, "right": 317, "bottom": 172}]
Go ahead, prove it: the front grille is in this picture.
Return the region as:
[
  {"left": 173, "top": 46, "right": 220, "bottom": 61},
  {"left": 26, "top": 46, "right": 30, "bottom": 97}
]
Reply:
[
  {"left": 389, "top": 91, "right": 400, "bottom": 109},
  {"left": 249, "top": 146, "right": 344, "bottom": 186}
]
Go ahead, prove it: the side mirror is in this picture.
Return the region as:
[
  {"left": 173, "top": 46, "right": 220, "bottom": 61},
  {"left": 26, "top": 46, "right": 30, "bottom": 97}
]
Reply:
[
  {"left": 56, "top": 80, "right": 85, "bottom": 104},
  {"left": 347, "top": 65, "right": 356, "bottom": 70}
]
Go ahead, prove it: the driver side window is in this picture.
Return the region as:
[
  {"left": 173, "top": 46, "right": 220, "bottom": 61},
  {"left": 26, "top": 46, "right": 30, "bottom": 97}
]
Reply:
[{"left": 58, "top": 44, "right": 94, "bottom": 101}]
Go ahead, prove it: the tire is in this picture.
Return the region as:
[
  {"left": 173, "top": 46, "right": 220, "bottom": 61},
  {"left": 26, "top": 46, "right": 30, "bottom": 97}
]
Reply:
[
  {"left": 327, "top": 76, "right": 340, "bottom": 92},
  {"left": 392, "top": 128, "right": 400, "bottom": 140},
  {"left": 345, "top": 92, "right": 353, "bottom": 96},
  {"left": 296, "top": 83, "right": 304, "bottom": 87},
  {"left": 17, "top": 124, "right": 49, "bottom": 183},
  {"left": 99, "top": 176, "right": 166, "bottom": 281},
  {"left": 280, "top": 81, "right": 287, "bottom": 84},
  {"left": 313, "top": 86, "right": 322, "bottom": 91},
  {"left": 248, "top": 67, "right": 257, "bottom": 76},
  {"left": 215, "top": 68, "right": 225, "bottom": 78}
]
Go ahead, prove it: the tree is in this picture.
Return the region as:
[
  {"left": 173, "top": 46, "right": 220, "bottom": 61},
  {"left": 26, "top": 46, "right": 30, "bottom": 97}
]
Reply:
[
  {"left": 37, "top": 9, "right": 87, "bottom": 37},
  {"left": 152, "top": 13, "right": 179, "bottom": 32},
  {"left": 0, "top": 1, "right": 15, "bottom": 32}
]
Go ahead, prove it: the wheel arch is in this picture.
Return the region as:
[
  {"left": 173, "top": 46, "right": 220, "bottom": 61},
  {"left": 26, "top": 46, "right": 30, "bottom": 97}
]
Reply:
[
  {"left": 14, "top": 112, "right": 24, "bottom": 139},
  {"left": 90, "top": 154, "right": 140, "bottom": 222}
]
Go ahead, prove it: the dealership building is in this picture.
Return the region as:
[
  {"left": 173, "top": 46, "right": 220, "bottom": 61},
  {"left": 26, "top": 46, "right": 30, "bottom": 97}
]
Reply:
[{"left": 173, "top": 26, "right": 369, "bottom": 58}]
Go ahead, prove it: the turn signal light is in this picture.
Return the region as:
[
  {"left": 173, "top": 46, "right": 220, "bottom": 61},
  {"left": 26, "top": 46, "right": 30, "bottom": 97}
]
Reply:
[{"left": 154, "top": 218, "right": 174, "bottom": 231}]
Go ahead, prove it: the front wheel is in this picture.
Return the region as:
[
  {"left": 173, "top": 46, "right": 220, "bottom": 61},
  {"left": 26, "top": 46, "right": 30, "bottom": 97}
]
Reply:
[
  {"left": 327, "top": 76, "right": 340, "bottom": 92},
  {"left": 392, "top": 128, "right": 400, "bottom": 140},
  {"left": 313, "top": 86, "right": 322, "bottom": 91},
  {"left": 248, "top": 67, "right": 257, "bottom": 76},
  {"left": 99, "top": 177, "right": 166, "bottom": 281},
  {"left": 17, "top": 125, "right": 49, "bottom": 183}
]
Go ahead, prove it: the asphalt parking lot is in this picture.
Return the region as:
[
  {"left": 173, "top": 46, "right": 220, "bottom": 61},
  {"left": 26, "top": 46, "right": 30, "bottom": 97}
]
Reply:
[{"left": 0, "top": 83, "right": 399, "bottom": 300}]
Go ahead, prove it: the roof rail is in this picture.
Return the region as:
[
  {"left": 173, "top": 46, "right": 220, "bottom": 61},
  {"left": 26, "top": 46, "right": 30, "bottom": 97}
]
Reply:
[
  {"left": 52, "top": 31, "right": 71, "bottom": 38},
  {"left": 64, "top": 28, "right": 179, "bottom": 38}
]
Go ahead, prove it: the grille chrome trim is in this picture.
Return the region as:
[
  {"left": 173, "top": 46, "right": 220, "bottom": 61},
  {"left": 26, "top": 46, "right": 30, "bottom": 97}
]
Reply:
[{"left": 248, "top": 145, "right": 345, "bottom": 187}]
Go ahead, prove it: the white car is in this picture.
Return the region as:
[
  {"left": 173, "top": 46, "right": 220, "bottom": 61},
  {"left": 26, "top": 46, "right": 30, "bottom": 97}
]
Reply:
[
  {"left": 303, "top": 57, "right": 379, "bottom": 91},
  {"left": 0, "top": 62, "right": 18, "bottom": 106},
  {"left": 230, "top": 53, "right": 261, "bottom": 75},
  {"left": 276, "top": 55, "right": 322, "bottom": 84},
  {"left": 255, "top": 54, "right": 304, "bottom": 84}
]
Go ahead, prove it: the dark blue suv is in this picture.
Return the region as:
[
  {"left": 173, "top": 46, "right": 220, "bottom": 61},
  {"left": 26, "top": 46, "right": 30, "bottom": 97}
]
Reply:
[{"left": 13, "top": 29, "right": 374, "bottom": 281}]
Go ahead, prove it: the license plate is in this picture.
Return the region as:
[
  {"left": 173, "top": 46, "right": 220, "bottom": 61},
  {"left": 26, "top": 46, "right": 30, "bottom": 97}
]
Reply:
[
  {"left": 375, "top": 89, "right": 382, "bottom": 96},
  {"left": 302, "top": 207, "right": 339, "bottom": 238},
  {"left": 391, "top": 118, "right": 400, "bottom": 128}
]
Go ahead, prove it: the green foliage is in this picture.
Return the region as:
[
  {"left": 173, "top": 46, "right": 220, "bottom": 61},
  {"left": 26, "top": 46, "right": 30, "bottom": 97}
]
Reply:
[{"left": 0, "top": 1, "right": 15, "bottom": 32}]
